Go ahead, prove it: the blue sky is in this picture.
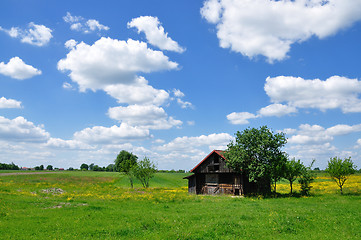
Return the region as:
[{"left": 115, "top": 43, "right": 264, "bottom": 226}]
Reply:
[{"left": 1, "top": 0, "right": 361, "bottom": 170}]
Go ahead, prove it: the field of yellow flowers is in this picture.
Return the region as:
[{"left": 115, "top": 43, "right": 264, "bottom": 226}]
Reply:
[{"left": 0, "top": 171, "right": 360, "bottom": 239}]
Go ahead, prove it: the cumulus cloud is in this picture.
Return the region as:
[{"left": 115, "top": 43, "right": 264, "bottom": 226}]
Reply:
[
  {"left": 108, "top": 104, "right": 182, "bottom": 130},
  {"left": 0, "top": 97, "right": 22, "bottom": 109},
  {"left": 286, "top": 123, "right": 361, "bottom": 145},
  {"left": 172, "top": 89, "right": 193, "bottom": 109},
  {"left": 201, "top": 0, "right": 361, "bottom": 62},
  {"left": 0, "top": 57, "right": 42, "bottom": 80},
  {"left": 64, "top": 39, "right": 78, "bottom": 50},
  {"left": 265, "top": 76, "right": 361, "bottom": 113},
  {"left": 283, "top": 123, "right": 361, "bottom": 167},
  {"left": 227, "top": 112, "right": 258, "bottom": 125},
  {"left": 0, "top": 116, "right": 50, "bottom": 143},
  {"left": 63, "top": 12, "right": 109, "bottom": 33},
  {"left": 104, "top": 77, "right": 169, "bottom": 106},
  {"left": 157, "top": 133, "right": 234, "bottom": 152},
  {"left": 258, "top": 103, "right": 297, "bottom": 117},
  {"left": 228, "top": 75, "right": 361, "bottom": 125},
  {"left": 73, "top": 123, "right": 150, "bottom": 144},
  {"left": 128, "top": 16, "right": 185, "bottom": 53},
  {"left": 58, "top": 37, "right": 178, "bottom": 91},
  {"left": 0, "top": 22, "right": 52, "bottom": 46},
  {"left": 45, "top": 138, "right": 93, "bottom": 150}
]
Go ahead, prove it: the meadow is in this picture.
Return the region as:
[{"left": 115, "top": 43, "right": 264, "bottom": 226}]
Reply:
[{"left": 0, "top": 171, "right": 360, "bottom": 239}]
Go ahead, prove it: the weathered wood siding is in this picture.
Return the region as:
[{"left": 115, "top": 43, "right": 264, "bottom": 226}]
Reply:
[{"left": 193, "top": 152, "right": 234, "bottom": 174}]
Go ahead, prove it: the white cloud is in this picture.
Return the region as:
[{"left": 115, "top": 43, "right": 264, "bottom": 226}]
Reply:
[
  {"left": 201, "top": 0, "right": 361, "bottom": 62},
  {"left": 265, "top": 76, "right": 361, "bottom": 113},
  {"left": 0, "top": 57, "right": 42, "bottom": 80},
  {"left": 172, "top": 89, "right": 193, "bottom": 109},
  {"left": 58, "top": 37, "right": 178, "bottom": 91},
  {"left": 157, "top": 133, "right": 234, "bottom": 152},
  {"left": 73, "top": 123, "right": 150, "bottom": 144},
  {"left": 0, "top": 97, "right": 22, "bottom": 109},
  {"left": 0, "top": 22, "right": 52, "bottom": 46},
  {"left": 227, "top": 112, "right": 258, "bottom": 125},
  {"left": 108, "top": 104, "right": 182, "bottom": 130},
  {"left": 284, "top": 123, "right": 361, "bottom": 168},
  {"left": 173, "top": 89, "right": 185, "bottom": 98},
  {"left": 86, "top": 19, "right": 109, "bottom": 31},
  {"left": 45, "top": 138, "right": 93, "bottom": 150},
  {"left": 128, "top": 16, "right": 185, "bottom": 53},
  {"left": 287, "top": 123, "right": 361, "bottom": 145},
  {"left": 104, "top": 77, "right": 169, "bottom": 106},
  {"left": 62, "top": 82, "right": 76, "bottom": 90},
  {"left": 177, "top": 98, "right": 193, "bottom": 109},
  {"left": 64, "top": 39, "right": 78, "bottom": 50},
  {"left": 258, "top": 103, "right": 297, "bottom": 117},
  {"left": 0, "top": 116, "right": 50, "bottom": 143},
  {"left": 63, "top": 12, "right": 109, "bottom": 33}
]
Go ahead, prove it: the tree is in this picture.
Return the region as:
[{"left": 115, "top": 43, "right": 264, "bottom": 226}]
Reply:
[
  {"left": 115, "top": 150, "right": 138, "bottom": 188},
  {"left": 80, "top": 163, "right": 89, "bottom": 170},
  {"left": 133, "top": 157, "right": 157, "bottom": 188},
  {"left": 326, "top": 156, "right": 357, "bottom": 195},
  {"left": 224, "top": 126, "right": 287, "bottom": 194},
  {"left": 46, "top": 165, "right": 53, "bottom": 170},
  {"left": 106, "top": 164, "right": 115, "bottom": 172},
  {"left": 89, "top": 163, "right": 95, "bottom": 171},
  {"left": 39, "top": 165, "right": 44, "bottom": 170},
  {"left": 284, "top": 158, "right": 303, "bottom": 194},
  {"left": 298, "top": 160, "right": 315, "bottom": 196}
]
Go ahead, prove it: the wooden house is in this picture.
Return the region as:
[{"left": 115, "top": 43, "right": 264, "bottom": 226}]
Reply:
[{"left": 184, "top": 150, "right": 256, "bottom": 195}]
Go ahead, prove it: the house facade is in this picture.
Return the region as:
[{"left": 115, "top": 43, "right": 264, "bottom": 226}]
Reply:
[{"left": 184, "top": 150, "right": 256, "bottom": 195}]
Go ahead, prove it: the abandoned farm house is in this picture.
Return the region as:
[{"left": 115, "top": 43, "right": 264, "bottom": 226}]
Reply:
[{"left": 184, "top": 150, "right": 256, "bottom": 195}]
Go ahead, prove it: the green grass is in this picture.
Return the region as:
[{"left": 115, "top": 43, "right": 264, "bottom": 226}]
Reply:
[{"left": 0, "top": 172, "right": 360, "bottom": 239}]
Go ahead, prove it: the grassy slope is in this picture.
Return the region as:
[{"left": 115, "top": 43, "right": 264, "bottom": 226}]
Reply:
[{"left": 0, "top": 172, "right": 360, "bottom": 239}]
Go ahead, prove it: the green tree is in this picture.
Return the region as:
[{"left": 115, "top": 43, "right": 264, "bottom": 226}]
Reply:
[
  {"left": 80, "top": 163, "right": 89, "bottom": 170},
  {"left": 133, "top": 157, "right": 157, "bottom": 188},
  {"left": 224, "top": 126, "right": 287, "bottom": 194},
  {"left": 46, "top": 165, "right": 53, "bottom": 170},
  {"left": 298, "top": 160, "right": 315, "bottom": 196},
  {"left": 39, "top": 165, "right": 44, "bottom": 170},
  {"left": 115, "top": 150, "right": 138, "bottom": 188},
  {"left": 284, "top": 158, "right": 303, "bottom": 194},
  {"left": 326, "top": 156, "right": 357, "bottom": 195}
]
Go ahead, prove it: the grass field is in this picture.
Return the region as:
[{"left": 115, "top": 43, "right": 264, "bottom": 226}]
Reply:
[{"left": 0, "top": 171, "right": 360, "bottom": 239}]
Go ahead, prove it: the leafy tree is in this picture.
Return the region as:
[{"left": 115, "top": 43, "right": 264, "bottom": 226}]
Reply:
[
  {"left": 39, "top": 165, "right": 44, "bottom": 170},
  {"left": 80, "top": 163, "right": 89, "bottom": 170},
  {"left": 326, "top": 157, "right": 357, "bottom": 195},
  {"left": 115, "top": 150, "right": 138, "bottom": 188},
  {"left": 46, "top": 165, "right": 53, "bottom": 170},
  {"left": 67, "top": 167, "right": 74, "bottom": 171},
  {"left": 89, "top": 163, "right": 95, "bottom": 171},
  {"left": 284, "top": 158, "right": 303, "bottom": 194},
  {"left": 298, "top": 160, "right": 315, "bottom": 196},
  {"left": 106, "top": 164, "right": 115, "bottom": 172},
  {"left": 224, "top": 126, "right": 287, "bottom": 194},
  {"left": 133, "top": 157, "right": 157, "bottom": 188}
]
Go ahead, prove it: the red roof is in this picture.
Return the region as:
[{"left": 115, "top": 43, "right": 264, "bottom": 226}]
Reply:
[{"left": 190, "top": 150, "right": 225, "bottom": 172}]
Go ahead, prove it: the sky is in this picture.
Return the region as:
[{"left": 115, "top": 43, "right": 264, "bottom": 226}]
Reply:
[{"left": 1, "top": 0, "right": 361, "bottom": 170}]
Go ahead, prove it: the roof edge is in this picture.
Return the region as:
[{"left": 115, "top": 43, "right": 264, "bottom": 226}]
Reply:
[{"left": 190, "top": 149, "right": 225, "bottom": 173}]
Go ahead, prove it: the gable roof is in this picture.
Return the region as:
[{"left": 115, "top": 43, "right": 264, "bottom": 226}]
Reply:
[{"left": 190, "top": 150, "right": 225, "bottom": 172}]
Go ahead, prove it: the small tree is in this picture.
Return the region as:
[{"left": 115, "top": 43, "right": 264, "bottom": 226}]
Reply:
[
  {"left": 298, "top": 160, "right": 315, "bottom": 196},
  {"left": 80, "top": 163, "right": 89, "bottom": 171},
  {"left": 133, "top": 157, "right": 157, "bottom": 188},
  {"left": 284, "top": 158, "right": 303, "bottom": 194},
  {"left": 46, "top": 165, "right": 53, "bottom": 170},
  {"left": 115, "top": 150, "right": 138, "bottom": 188},
  {"left": 326, "top": 156, "right": 357, "bottom": 195}
]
